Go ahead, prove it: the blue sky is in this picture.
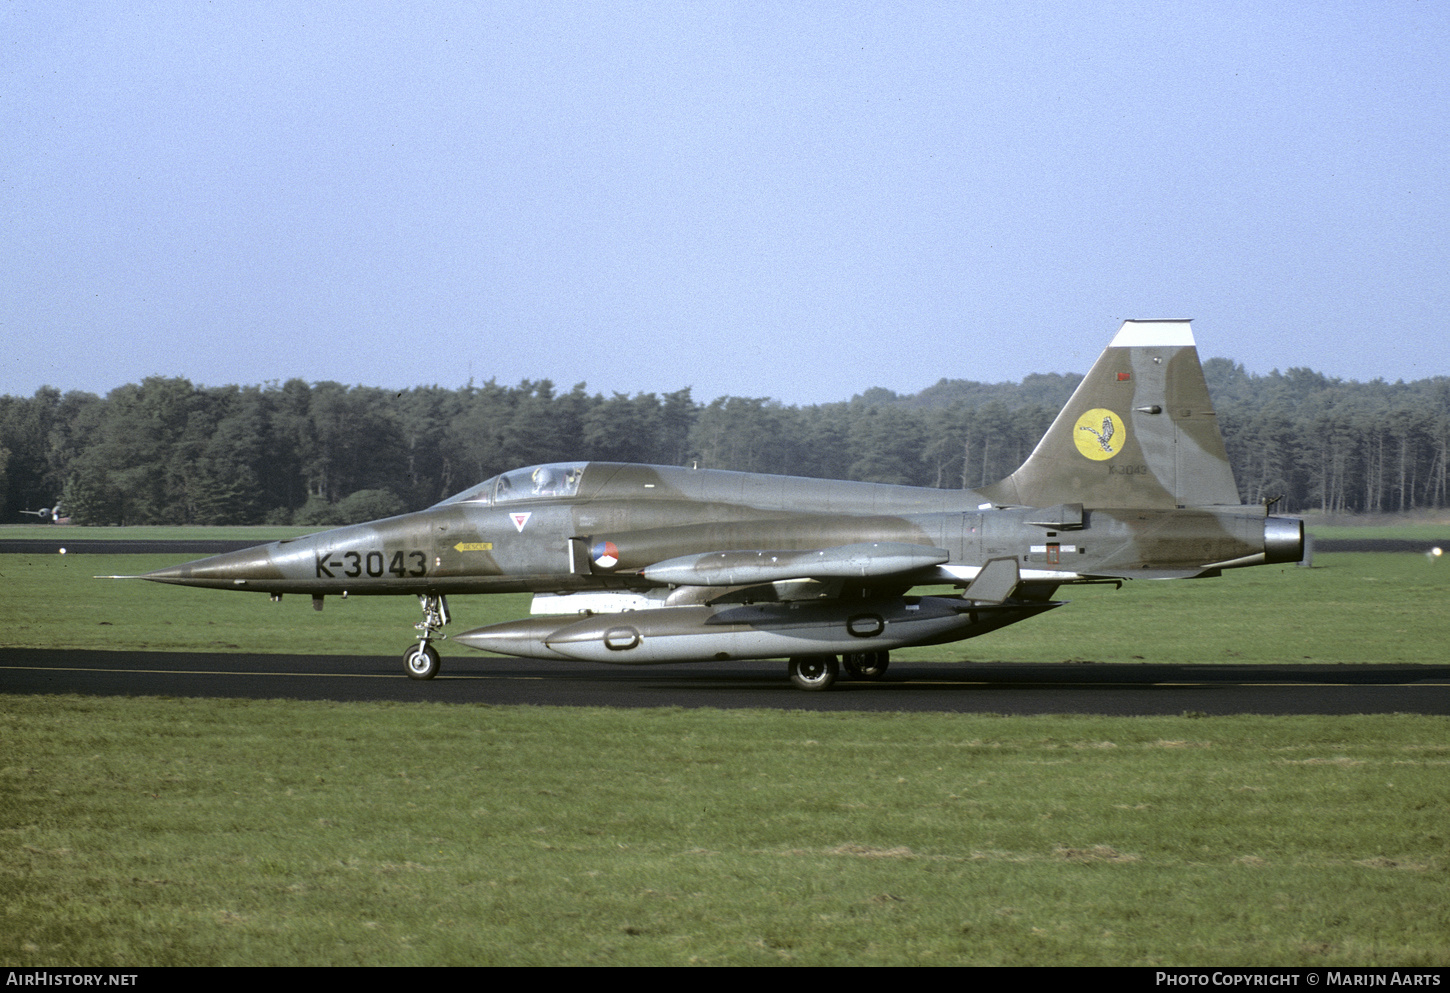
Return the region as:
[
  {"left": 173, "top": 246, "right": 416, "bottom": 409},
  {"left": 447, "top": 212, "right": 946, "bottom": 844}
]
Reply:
[{"left": 4, "top": 2, "right": 1448, "bottom": 405}]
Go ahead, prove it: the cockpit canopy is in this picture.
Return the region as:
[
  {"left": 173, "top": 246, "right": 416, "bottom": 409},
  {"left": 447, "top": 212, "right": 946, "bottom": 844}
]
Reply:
[{"left": 433, "top": 463, "right": 587, "bottom": 508}]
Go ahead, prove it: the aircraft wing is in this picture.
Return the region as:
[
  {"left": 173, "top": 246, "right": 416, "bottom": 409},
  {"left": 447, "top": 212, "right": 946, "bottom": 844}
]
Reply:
[{"left": 641, "top": 542, "right": 950, "bottom": 587}]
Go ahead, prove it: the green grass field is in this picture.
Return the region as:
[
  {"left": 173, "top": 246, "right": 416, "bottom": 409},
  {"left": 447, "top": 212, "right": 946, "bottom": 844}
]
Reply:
[
  {"left": 2, "top": 549, "right": 1446, "bottom": 664},
  {"left": 2, "top": 544, "right": 1448, "bottom": 965},
  {"left": 0, "top": 524, "right": 315, "bottom": 541},
  {"left": 1303, "top": 520, "right": 1450, "bottom": 542},
  {"left": 3, "top": 698, "right": 1447, "bottom": 966}
]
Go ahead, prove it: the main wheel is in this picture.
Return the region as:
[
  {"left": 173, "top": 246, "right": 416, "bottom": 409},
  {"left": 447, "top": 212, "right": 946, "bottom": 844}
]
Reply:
[
  {"left": 843, "top": 650, "right": 890, "bottom": 680},
  {"left": 788, "top": 654, "right": 839, "bottom": 691},
  {"left": 404, "top": 643, "right": 441, "bottom": 680}
]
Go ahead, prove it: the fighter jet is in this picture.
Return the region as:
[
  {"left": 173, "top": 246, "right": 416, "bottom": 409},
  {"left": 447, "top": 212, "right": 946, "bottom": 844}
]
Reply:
[
  {"left": 137, "top": 321, "right": 1303, "bottom": 690},
  {"left": 19, "top": 501, "right": 65, "bottom": 523}
]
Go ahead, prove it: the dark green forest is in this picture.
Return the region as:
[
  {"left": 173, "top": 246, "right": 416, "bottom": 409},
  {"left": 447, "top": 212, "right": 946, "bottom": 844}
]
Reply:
[{"left": 3, "top": 357, "right": 1449, "bottom": 525}]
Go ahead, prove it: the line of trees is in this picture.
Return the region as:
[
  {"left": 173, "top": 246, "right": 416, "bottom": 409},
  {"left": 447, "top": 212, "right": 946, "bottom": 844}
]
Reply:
[
  {"left": 2, "top": 359, "right": 1448, "bottom": 525},
  {"left": 1203, "top": 359, "right": 1450, "bottom": 514}
]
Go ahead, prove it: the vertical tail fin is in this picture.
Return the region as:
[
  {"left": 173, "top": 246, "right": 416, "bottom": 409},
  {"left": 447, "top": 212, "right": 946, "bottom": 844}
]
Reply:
[{"left": 980, "top": 320, "right": 1241, "bottom": 509}]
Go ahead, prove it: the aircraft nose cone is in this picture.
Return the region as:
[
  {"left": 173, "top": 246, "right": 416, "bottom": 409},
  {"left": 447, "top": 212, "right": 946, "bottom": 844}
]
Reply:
[{"left": 141, "top": 545, "right": 284, "bottom": 589}]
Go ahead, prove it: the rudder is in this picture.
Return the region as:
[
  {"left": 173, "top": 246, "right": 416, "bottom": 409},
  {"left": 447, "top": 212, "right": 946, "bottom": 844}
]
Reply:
[{"left": 979, "top": 320, "right": 1242, "bottom": 509}]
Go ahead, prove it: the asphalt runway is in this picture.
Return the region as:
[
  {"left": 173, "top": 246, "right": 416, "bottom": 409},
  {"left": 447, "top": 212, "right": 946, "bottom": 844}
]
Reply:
[{"left": 3, "top": 648, "right": 1449, "bottom": 715}]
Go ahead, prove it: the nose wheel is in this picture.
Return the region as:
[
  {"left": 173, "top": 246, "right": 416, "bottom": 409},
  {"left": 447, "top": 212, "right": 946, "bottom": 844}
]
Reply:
[
  {"left": 404, "top": 642, "right": 441, "bottom": 680},
  {"left": 405, "top": 593, "right": 450, "bottom": 680}
]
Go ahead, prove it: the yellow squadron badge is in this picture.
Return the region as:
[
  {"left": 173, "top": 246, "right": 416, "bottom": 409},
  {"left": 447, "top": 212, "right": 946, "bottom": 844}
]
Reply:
[{"left": 1074, "top": 409, "right": 1125, "bottom": 461}]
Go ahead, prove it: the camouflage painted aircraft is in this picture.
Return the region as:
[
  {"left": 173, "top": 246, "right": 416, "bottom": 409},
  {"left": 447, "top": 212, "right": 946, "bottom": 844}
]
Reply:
[{"left": 138, "top": 320, "right": 1303, "bottom": 690}]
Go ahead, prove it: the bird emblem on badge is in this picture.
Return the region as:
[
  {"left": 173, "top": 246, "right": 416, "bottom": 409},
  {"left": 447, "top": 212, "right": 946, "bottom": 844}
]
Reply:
[
  {"left": 1079, "top": 415, "right": 1115, "bottom": 454},
  {"left": 1072, "top": 408, "right": 1125, "bottom": 461}
]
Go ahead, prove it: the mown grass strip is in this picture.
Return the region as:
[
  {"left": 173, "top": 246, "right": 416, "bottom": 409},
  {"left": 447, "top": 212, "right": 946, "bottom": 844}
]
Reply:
[
  {"left": 2, "top": 696, "right": 1447, "bottom": 966},
  {"left": 1305, "top": 522, "right": 1450, "bottom": 542},
  {"left": 4, "top": 545, "right": 1448, "bottom": 966},
  {"left": 0, "top": 524, "right": 315, "bottom": 542},
  {"left": 3, "top": 551, "right": 1447, "bottom": 664}
]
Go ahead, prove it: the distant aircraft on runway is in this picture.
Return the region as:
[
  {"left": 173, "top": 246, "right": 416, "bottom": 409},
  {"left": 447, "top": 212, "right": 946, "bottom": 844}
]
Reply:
[
  {"left": 19, "top": 501, "right": 67, "bottom": 524},
  {"left": 132, "top": 321, "right": 1303, "bottom": 690}
]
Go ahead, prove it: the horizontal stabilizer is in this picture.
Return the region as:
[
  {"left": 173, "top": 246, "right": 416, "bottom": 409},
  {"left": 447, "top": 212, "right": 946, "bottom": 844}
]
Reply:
[
  {"left": 642, "top": 542, "right": 949, "bottom": 587},
  {"left": 1024, "top": 503, "right": 1084, "bottom": 530},
  {"left": 961, "top": 556, "right": 1021, "bottom": 604}
]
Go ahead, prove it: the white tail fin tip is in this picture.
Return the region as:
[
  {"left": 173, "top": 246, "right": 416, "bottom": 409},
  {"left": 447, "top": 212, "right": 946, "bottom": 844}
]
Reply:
[{"left": 1109, "top": 319, "right": 1195, "bottom": 348}]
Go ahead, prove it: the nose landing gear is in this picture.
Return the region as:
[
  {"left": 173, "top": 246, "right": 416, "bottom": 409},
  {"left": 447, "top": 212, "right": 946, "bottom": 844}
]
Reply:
[{"left": 405, "top": 593, "right": 450, "bottom": 680}]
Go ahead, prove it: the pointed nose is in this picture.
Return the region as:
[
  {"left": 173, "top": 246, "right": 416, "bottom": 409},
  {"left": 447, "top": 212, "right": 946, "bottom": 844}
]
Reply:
[
  {"left": 454, "top": 618, "right": 571, "bottom": 659},
  {"left": 142, "top": 544, "right": 285, "bottom": 589}
]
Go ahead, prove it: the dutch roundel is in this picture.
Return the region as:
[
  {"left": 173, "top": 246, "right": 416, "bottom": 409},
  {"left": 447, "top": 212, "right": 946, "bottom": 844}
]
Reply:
[{"left": 591, "top": 540, "right": 620, "bottom": 570}]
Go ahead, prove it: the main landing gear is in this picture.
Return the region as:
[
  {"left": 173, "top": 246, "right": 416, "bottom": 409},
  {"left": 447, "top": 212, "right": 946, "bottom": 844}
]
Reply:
[
  {"left": 788, "top": 651, "right": 891, "bottom": 691},
  {"left": 842, "top": 650, "right": 890, "bottom": 681},
  {"left": 405, "top": 593, "right": 450, "bottom": 680},
  {"left": 789, "top": 655, "right": 838, "bottom": 691}
]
